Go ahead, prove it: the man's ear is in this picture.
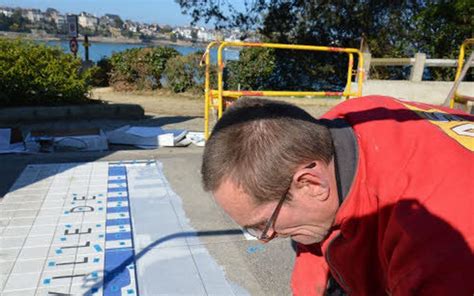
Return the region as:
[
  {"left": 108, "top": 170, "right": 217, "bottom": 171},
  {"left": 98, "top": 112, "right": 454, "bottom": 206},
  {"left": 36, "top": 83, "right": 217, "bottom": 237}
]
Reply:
[{"left": 291, "top": 161, "right": 330, "bottom": 201}]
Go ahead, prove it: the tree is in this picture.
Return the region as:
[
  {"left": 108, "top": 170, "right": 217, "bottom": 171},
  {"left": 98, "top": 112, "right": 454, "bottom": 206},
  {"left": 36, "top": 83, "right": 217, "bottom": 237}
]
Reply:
[
  {"left": 225, "top": 47, "right": 276, "bottom": 90},
  {"left": 0, "top": 14, "right": 11, "bottom": 31},
  {"left": 176, "top": 0, "right": 472, "bottom": 85},
  {"left": 170, "top": 32, "right": 178, "bottom": 43},
  {"left": 176, "top": 0, "right": 266, "bottom": 31},
  {"left": 413, "top": 0, "right": 473, "bottom": 80},
  {"left": 109, "top": 15, "right": 124, "bottom": 28},
  {"left": 0, "top": 10, "right": 31, "bottom": 32},
  {"left": 79, "top": 25, "right": 97, "bottom": 37},
  {"left": 160, "top": 25, "right": 173, "bottom": 33},
  {"left": 37, "top": 19, "right": 57, "bottom": 34},
  {"left": 164, "top": 52, "right": 203, "bottom": 92},
  {"left": 139, "top": 33, "right": 153, "bottom": 43},
  {"left": 109, "top": 47, "right": 180, "bottom": 90},
  {"left": 121, "top": 29, "right": 134, "bottom": 38}
]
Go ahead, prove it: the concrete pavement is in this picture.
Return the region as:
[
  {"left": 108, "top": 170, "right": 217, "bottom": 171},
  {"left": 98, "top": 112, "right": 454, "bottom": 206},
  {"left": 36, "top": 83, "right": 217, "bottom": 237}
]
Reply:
[{"left": 0, "top": 142, "right": 295, "bottom": 295}]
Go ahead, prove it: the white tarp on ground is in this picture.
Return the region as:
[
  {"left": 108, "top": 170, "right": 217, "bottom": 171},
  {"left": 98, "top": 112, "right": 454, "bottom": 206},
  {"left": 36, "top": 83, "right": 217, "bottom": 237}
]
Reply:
[
  {"left": 186, "top": 131, "right": 205, "bottom": 147},
  {"left": 106, "top": 126, "right": 205, "bottom": 149}
]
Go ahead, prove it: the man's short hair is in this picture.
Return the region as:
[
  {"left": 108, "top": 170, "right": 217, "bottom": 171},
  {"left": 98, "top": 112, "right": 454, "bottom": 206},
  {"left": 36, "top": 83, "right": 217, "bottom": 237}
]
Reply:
[{"left": 201, "top": 98, "right": 334, "bottom": 203}]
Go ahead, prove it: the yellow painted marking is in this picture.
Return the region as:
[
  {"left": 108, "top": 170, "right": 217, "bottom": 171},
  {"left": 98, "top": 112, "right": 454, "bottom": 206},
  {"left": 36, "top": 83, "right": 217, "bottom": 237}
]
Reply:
[{"left": 401, "top": 102, "right": 474, "bottom": 152}]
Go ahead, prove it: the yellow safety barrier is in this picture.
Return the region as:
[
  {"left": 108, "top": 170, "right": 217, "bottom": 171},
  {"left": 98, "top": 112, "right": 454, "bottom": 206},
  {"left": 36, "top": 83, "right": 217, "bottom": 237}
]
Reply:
[
  {"left": 450, "top": 38, "right": 474, "bottom": 108},
  {"left": 201, "top": 41, "right": 364, "bottom": 138}
]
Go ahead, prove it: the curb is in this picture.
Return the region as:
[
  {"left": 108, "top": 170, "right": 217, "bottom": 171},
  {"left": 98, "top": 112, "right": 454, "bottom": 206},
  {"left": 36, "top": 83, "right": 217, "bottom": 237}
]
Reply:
[{"left": 0, "top": 104, "right": 145, "bottom": 123}]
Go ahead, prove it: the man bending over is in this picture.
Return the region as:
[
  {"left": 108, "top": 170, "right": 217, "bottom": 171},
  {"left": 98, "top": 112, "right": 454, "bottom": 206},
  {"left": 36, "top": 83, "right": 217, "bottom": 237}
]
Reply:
[{"left": 201, "top": 96, "right": 474, "bottom": 295}]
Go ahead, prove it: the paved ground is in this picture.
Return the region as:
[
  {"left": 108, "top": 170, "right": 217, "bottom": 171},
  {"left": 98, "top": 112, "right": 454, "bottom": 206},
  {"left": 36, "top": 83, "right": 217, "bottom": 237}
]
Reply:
[
  {"left": 0, "top": 146, "right": 296, "bottom": 296},
  {"left": 0, "top": 92, "right": 338, "bottom": 295},
  {"left": 2, "top": 84, "right": 466, "bottom": 295},
  {"left": 0, "top": 102, "right": 301, "bottom": 296}
]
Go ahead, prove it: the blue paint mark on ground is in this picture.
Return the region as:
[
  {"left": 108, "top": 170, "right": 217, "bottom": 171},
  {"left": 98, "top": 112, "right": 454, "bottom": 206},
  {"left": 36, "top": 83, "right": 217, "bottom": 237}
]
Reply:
[
  {"left": 106, "top": 218, "right": 131, "bottom": 227},
  {"left": 109, "top": 167, "right": 127, "bottom": 176},
  {"left": 109, "top": 179, "right": 128, "bottom": 184},
  {"left": 104, "top": 164, "right": 138, "bottom": 296},
  {"left": 108, "top": 197, "right": 128, "bottom": 203},
  {"left": 106, "top": 232, "right": 132, "bottom": 241},
  {"left": 247, "top": 245, "right": 265, "bottom": 254},
  {"left": 108, "top": 188, "right": 128, "bottom": 193},
  {"left": 107, "top": 206, "right": 130, "bottom": 213}
]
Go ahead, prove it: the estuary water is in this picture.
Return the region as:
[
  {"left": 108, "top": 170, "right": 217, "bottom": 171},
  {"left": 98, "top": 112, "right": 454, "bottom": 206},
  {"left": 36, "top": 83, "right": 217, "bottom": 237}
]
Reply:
[{"left": 45, "top": 40, "right": 207, "bottom": 62}]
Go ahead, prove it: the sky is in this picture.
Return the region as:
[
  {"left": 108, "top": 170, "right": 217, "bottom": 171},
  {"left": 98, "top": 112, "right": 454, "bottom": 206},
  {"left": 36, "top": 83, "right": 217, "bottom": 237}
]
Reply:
[{"left": 0, "top": 0, "right": 215, "bottom": 27}]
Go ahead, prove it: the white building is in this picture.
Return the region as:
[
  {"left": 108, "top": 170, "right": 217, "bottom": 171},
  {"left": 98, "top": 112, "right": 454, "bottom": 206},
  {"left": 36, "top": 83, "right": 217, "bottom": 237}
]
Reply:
[
  {"left": 197, "top": 27, "right": 214, "bottom": 42},
  {"left": 140, "top": 27, "right": 155, "bottom": 36},
  {"left": 23, "top": 8, "right": 43, "bottom": 23},
  {"left": 149, "top": 23, "right": 160, "bottom": 32},
  {"left": 45, "top": 8, "right": 65, "bottom": 29},
  {"left": 123, "top": 20, "right": 138, "bottom": 33},
  {"left": 124, "top": 20, "right": 139, "bottom": 33},
  {"left": 174, "top": 26, "right": 193, "bottom": 40},
  {"left": 101, "top": 14, "right": 122, "bottom": 28},
  {"left": 78, "top": 12, "right": 98, "bottom": 29},
  {"left": 0, "top": 7, "right": 14, "bottom": 17}
]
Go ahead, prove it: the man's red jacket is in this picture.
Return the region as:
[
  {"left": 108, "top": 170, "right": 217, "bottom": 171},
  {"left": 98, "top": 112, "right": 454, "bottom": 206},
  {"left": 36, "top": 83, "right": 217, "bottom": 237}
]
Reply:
[{"left": 291, "top": 96, "right": 474, "bottom": 295}]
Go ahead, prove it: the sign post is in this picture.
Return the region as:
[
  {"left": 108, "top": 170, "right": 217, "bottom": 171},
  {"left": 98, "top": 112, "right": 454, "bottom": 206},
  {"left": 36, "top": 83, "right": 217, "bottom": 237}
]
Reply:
[
  {"left": 83, "top": 35, "right": 90, "bottom": 62},
  {"left": 67, "top": 15, "right": 79, "bottom": 58}
]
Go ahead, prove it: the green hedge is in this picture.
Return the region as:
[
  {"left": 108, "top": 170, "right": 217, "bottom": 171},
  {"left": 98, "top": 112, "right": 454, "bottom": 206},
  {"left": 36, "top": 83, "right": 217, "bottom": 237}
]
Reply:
[
  {"left": 0, "top": 38, "right": 93, "bottom": 106},
  {"left": 160, "top": 47, "right": 275, "bottom": 94},
  {"left": 164, "top": 51, "right": 206, "bottom": 93},
  {"left": 109, "top": 46, "right": 179, "bottom": 91},
  {"left": 91, "top": 57, "right": 112, "bottom": 87},
  {"left": 226, "top": 47, "right": 276, "bottom": 90},
  {"left": 102, "top": 46, "right": 275, "bottom": 94},
  {"left": 104, "top": 46, "right": 281, "bottom": 94}
]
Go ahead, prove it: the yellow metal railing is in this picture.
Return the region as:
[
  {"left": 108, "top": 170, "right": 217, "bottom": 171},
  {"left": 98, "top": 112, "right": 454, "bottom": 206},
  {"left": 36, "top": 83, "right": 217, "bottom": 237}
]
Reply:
[
  {"left": 450, "top": 38, "right": 474, "bottom": 108},
  {"left": 201, "top": 41, "right": 364, "bottom": 138},
  {"left": 201, "top": 41, "right": 219, "bottom": 138}
]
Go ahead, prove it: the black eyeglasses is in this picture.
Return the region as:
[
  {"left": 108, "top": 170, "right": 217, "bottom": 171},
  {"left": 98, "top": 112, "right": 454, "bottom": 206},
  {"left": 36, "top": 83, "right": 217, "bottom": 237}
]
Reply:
[
  {"left": 243, "top": 162, "right": 316, "bottom": 242},
  {"left": 244, "top": 189, "right": 289, "bottom": 242}
]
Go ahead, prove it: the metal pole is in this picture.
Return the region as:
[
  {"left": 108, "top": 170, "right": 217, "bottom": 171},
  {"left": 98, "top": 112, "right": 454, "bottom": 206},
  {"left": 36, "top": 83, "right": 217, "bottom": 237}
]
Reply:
[
  {"left": 444, "top": 52, "right": 474, "bottom": 108},
  {"left": 84, "top": 35, "right": 90, "bottom": 62}
]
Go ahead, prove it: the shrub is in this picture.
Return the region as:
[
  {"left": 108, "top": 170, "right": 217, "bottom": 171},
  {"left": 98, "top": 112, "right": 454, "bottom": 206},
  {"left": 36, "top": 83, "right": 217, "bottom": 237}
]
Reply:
[
  {"left": 226, "top": 47, "right": 276, "bottom": 90},
  {"left": 109, "top": 48, "right": 144, "bottom": 91},
  {"left": 109, "top": 46, "right": 179, "bottom": 91},
  {"left": 164, "top": 51, "right": 205, "bottom": 93},
  {"left": 0, "top": 38, "right": 93, "bottom": 107},
  {"left": 90, "top": 57, "right": 112, "bottom": 87}
]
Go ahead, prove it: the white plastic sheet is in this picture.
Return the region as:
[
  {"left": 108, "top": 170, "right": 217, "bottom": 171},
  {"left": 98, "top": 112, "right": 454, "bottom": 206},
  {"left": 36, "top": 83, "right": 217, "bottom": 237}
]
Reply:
[{"left": 106, "top": 125, "right": 188, "bottom": 149}]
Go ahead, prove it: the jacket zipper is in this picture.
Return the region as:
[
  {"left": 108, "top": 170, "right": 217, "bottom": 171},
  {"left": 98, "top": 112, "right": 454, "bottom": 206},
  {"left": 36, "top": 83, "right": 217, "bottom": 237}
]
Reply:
[{"left": 325, "top": 233, "right": 351, "bottom": 293}]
